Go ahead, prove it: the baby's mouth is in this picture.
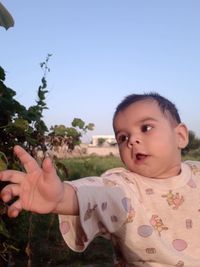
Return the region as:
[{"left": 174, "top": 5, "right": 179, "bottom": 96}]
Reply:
[{"left": 135, "top": 153, "right": 148, "bottom": 161}]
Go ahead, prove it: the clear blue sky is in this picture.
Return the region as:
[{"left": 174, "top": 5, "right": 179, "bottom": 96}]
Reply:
[{"left": 1, "top": 0, "right": 200, "bottom": 142}]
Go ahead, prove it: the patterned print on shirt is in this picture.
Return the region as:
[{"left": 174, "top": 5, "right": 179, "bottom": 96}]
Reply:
[
  {"left": 145, "top": 188, "right": 154, "bottom": 195},
  {"left": 162, "top": 190, "right": 184, "bottom": 209},
  {"left": 101, "top": 201, "right": 107, "bottom": 211},
  {"left": 121, "top": 173, "right": 135, "bottom": 185},
  {"left": 84, "top": 202, "right": 98, "bottom": 221},
  {"left": 188, "top": 163, "right": 200, "bottom": 176},
  {"left": 145, "top": 247, "right": 156, "bottom": 254},
  {"left": 103, "top": 178, "right": 118, "bottom": 186},
  {"left": 137, "top": 225, "right": 153, "bottom": 237},
  {"left": 172, "top": 239, "right": 188, "bottom": 251},
  {"left": 187, "top": 178, "right": 197, "bottom": 188},
  {"left": 185, "top": 219, "right": 193, "bottom": 229},
  {"left": 150, "top": 215, "right": 168, "bottom": 236},
  {"left": 121, "top": 197, "right": 135, "bottom": 223}
]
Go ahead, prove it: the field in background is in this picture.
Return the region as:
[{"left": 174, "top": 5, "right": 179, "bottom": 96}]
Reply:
[{"left": 60, "top": 154, "right": 124, "bottom": 180}]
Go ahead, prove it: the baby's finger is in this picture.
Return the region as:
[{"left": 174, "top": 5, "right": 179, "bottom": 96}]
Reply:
[
  {"left": 14, "top": 145, "right": 40, "bottom": 174},
  {"left": 0, "top": 170, "right": 25, "bottom": 184},
  {"left": 1, "top": 184, "right": 20, "bottom": 203},
  {"left": 42, "top": 157, "right": 57, "bottom": 177},
  {"left": 7, "top": 198, "right": 22, "bottom": 218}
]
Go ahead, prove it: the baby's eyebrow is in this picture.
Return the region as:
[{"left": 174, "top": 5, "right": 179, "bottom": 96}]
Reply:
[{"left": 139, "top": 117, "right": 158, "bottom": 123}]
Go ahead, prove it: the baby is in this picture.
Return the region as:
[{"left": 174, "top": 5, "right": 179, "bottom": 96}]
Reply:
[{"left": 1, "top": 92, "right": 200, "bottom": 267}]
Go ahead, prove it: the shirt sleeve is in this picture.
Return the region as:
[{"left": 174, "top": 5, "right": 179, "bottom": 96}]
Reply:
[{"left": 58, "top": 172, "right": 130, "bottom": 252}]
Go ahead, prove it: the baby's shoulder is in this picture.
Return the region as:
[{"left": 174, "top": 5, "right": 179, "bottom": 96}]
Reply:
[
  {"left": 101, "top": 167, "right": 129, "bottom": 177},
  {"left": 100, "top": 167, "right": 137, "bottom": 186},
  {"left": 184, "top": 160, "right": 200, "bottom": 176}
]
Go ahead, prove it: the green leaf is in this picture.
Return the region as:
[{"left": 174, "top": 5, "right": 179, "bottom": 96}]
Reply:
[
  {"left": 0, "top": 152, "right": 8, "bottom": 170},
  {"left": 0, "top": 218, "right": 10, "bottom": 238},
  {"left": 13, "top": 118, "right": 29, "bottom": 131},
  {"left": 86, "top": 123, "right": 95, "bottom": 131},
  {"left": 53, "top": 125, "right": 66, "bottom": 136},
  {"left": 71, "top": 118, "right": 85, "bottom": 129},
  {"left": 66, "top": 127, "right": 80, "bottom": 138}
]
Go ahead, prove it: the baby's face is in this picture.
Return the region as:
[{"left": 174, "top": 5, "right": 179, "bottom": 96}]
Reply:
[{"left": 113, "top": 100, "right": 187, "bottom": 179}]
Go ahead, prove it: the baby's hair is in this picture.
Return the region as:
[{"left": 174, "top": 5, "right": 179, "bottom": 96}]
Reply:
[{"left": 113, "top": 92, "right": 181, "bottom": 125}]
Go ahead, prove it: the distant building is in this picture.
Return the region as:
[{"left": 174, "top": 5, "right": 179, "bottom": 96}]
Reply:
[{"left": 90, "top": 135, "right": 117, "bottom": 147}]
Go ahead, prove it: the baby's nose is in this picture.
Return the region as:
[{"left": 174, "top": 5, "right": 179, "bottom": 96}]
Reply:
[{"left": 128, "top": 135, "right": 141, "bottom": 147}]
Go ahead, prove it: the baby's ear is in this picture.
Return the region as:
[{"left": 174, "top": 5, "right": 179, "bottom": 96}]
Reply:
[{"left": 175, "top": 123, "right": 189, "bottom": 149}]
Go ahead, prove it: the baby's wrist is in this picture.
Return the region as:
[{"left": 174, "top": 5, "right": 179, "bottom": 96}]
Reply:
[{"left": 52, "top": 183, "right": 79, "bottom": 216}]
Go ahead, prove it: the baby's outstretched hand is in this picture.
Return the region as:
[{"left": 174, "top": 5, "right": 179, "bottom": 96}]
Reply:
[{"left": 0, "top": 145, "right": 65, "bottom": 217}]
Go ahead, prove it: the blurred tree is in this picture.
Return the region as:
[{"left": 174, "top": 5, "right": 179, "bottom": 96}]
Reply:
[
  {"left": 98, "top": 138, "right": 106, "bottom": 146},
  {"left": 0, "top": 55, "right": 51, "bottom": 169},
  {"left": 182, "top": 130, "right": 200, "bottom": 155},
  {"left": 0, "top": 55, "right": 94, "bottom": 265},
  {"left": 49, "top": 119, "right": 94, "bottom": 151}
]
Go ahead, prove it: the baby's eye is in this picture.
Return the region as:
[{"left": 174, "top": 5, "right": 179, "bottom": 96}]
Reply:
[
  {"left": 117, "top": 134, "right": 128, "bottom": 144},
  {"left": 141, "top": 125, "right": 152, "bottom": 133}
]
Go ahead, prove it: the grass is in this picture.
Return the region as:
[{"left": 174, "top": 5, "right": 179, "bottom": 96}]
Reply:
[{"left": 59, "top": 154, "right": 124, "bottom": 181}]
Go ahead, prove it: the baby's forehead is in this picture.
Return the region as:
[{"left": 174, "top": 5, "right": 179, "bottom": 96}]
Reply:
[
  {"left": 118, "top": 99, "right": 162, "bottom": 115},
  {"left": 113, "top": 99, "right": 176, "bottom": 128},
  {"left": 127, "top": 98, "right": 159, "bottom": 107}
]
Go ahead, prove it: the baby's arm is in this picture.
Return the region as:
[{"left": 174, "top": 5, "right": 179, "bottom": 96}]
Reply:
[{"left": 0, "top": 145, "right": 79, "bottom": 218}]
